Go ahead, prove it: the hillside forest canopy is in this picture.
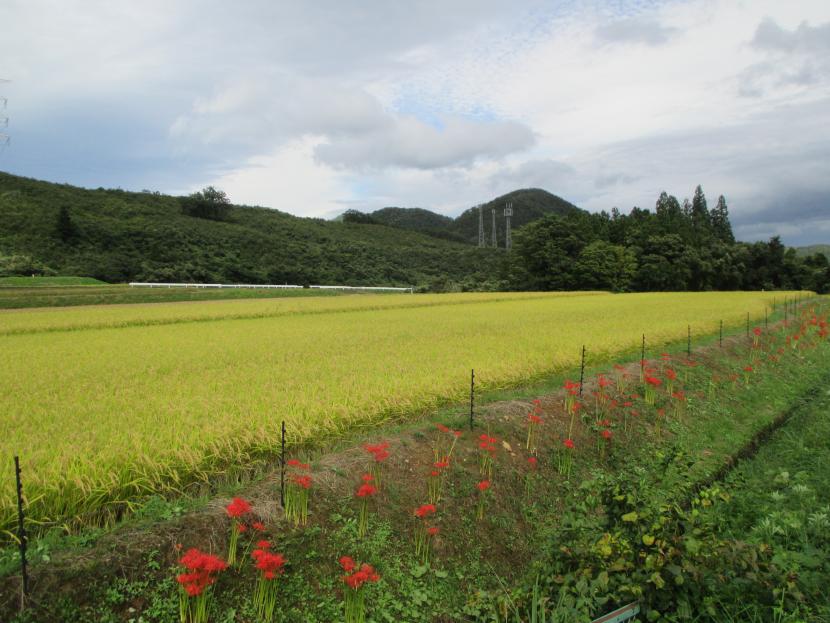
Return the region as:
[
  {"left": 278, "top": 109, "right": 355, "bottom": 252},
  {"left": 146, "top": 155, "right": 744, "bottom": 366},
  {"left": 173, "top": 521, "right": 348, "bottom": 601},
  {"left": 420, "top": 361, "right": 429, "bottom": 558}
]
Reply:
[{"left": 0, "top": 172, "right": 827, "bottom": 293}]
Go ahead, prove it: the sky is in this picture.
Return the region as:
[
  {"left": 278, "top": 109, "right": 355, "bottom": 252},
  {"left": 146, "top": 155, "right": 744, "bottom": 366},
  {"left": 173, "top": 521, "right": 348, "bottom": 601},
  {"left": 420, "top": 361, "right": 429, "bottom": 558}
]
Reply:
[{"left": 1, "top": 0, "right": 829, "bottom": 246}]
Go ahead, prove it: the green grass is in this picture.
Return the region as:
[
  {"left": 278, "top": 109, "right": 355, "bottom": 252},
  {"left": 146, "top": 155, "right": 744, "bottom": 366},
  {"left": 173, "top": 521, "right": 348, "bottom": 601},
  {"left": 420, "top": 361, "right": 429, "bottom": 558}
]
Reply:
[
  {"left": 0, "top": 276, "right": 106, "bottom": 287},
  {"left": 0, "top": 283, "right": 347, "bottom": 309}
]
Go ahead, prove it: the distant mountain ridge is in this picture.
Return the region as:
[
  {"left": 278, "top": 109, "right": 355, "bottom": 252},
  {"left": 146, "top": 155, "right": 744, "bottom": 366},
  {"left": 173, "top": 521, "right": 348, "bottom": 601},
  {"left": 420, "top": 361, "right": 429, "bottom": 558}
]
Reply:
[{"left": 351, "top": 188, "right": 583, "bottom": 245}]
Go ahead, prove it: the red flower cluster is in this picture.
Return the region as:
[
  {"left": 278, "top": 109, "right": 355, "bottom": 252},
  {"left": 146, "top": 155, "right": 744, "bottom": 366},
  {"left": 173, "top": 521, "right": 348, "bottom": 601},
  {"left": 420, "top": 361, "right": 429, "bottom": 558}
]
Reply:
[
  {"left": 753, "top": 327, "right": 762, "bottom": 336},
  {"left": 364, "top": 441, "right": 390, "bottom": 463},
  {"left": 563, "top": 438, "right": 575, "bottom": 449},
  {"left": 665, "top": 368, "right": 677, "bottom": 381},
  {"left": 293, "top": 474, "right": 313, "bottom": 489},
  {"left": 601, "top": 429, "right": 612, "bottom": 440},
  {"left": 415, "top": 503, "right": 436, "bottom": 518},
  {"left": 434, "top": 459, "right": 450, "bottom": 470},
  {"left": 527, "top": 413, "right": 542, "bottom": 424},
  {"left": 597, "top": 375, "right": 613, "bottom": 389},
  {"left": 427, "top": 526, "right": 440, "bottom": 536},
  {"left": 564, "top": 380, "right": 581, "bottom": 396},
  {"left": 340, "top": 557, "right": 381, "bottom": 589},
  {"left": 645, "top": 375, "right": 662, "bottom": 387},
  {"left": 527, "top": 456, "right": 537, "bottom": 468},
  {"left": 356, "top": 481, "right": 378, "bottom": 498},
  {"left": 286, "top": 459, "right": 310, "bottom": 470},
  {"left": 177, "top": 548, "right": 228, "bottom": 597},
  {"left": 251, "top": 542, "right": 287, "bottom": 580},
  {"left": 226, "top": 497, "right": 252, "bottom": 518},
  {"left": 478, "top": 434, "right": 498, "bottom": 455},
  {"left": 476, "top": 480, "right": 491, "bottom": 492}
]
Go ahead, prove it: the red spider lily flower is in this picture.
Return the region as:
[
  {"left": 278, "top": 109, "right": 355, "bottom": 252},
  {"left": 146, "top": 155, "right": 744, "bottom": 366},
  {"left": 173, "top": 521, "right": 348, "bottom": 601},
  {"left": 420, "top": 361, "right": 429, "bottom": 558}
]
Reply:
[
  {"left": 598, "top": 375, "right": 613, "bottom": 388},
  {"left": 427, "top": 526, "right": 440, "bottom": 536},
  {"left": 339, "top": 556, "right": 356, "bottom": 572},
  {"left": 563, "top": 438, "right": 575, "bottom": 449},
  {"left": 623, "top": 401, "right": 633, "bottom": 408},
  {"left": 436, "top": 423, "right": 450, "bottom": 433},
  {"left": 452, "top": 430, "right": 462, "bottom": 438},
  {"left": 527, "top": 456, "right": 537, "bottom": 468},
  {"left": 373, "top": 449, "right": 389, "bottom": 462},
  {"left": 356, "top": 483, "right": 378, "bottom": 498},
  {"left": 361, "top": 473, "right": 374, "bottom": 483},
  {"left": 342, "top": 562, "right": 381, "bottom": 590},
  {"left": 613, "top": 363, "right": 625, "bottom": 371},
  {"left": 630, "top": 409, "right": 639, "bottom": 417},
  {"left": 753, "top": 327, "right": 762, "bottom": 336},
  {"left": 665, "top": 368, "right": 677, "bottom": 381},
  {"left": 430, "top": 470, "right": 439, "bottom": 477},
  {"left": 601, "top": 429, "right": 612, "bottom": 440},
  {"left": 661, "top": 353, "right": 671, "bottom": 361},
  {"left": 226, "top": 497, "right": 252, "bottom": 518},
  {"left": 252, "top": 521, "right": 265, "bottom": 532},
  {"left": 293, "top": 474, "right": 312, "bottom": 489},
  {"left": 415, "top": 504, "right": 437, "bottom": 518},
  {"left": 434, "top": 459, "right": 450, "bottom": 469},
  {"left": 177, "top": 548, "right": 228, "bottom": 597},
  {"left": 477, "top": 480, "right": 491, "bottom": 491},
  {"left": 286, "top": 459, "right": 301, "bottom": 467},
  {"left": 672, "top": 391, "right": 686, "bottom": 401},
  {"left": 236, "top": 523, "right": 248, "bottom": 533},
  {"left": 256, "top": 540, "right": 270, "bottom": 549},
  {"left": 744, "top": 365, "right": 753, "bottom": 372},
  {"left": 251, "top": 548, "right": 286, "bottom": 580},
  {"left": 528, "top": 414, "right": 542, "bottom": 424},
  {"left": 645, "top": 376, "right": 662, "bottom": 387},
  {"left": 599, "top": 418, "right": 611, "bottom": 427}
]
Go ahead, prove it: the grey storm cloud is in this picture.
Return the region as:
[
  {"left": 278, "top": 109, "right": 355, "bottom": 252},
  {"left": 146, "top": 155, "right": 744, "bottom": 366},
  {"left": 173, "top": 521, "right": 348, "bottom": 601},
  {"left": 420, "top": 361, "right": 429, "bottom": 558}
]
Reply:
[{"left": 594, "top": 17, "right": 678, "bottom": 46}]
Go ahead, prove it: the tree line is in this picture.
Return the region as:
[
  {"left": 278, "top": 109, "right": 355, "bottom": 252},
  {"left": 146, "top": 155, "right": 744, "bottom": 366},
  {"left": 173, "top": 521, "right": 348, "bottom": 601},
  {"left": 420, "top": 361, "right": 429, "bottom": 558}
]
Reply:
[{"left": 506, "top": 186, "right": 830, "bottom": 293}]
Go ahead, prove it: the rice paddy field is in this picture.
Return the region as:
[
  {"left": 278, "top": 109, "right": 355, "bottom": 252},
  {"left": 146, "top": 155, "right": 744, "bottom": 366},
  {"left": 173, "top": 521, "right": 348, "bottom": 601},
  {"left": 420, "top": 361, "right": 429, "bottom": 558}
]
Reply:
[{"left": 0, "top": 290, "right": 805, "bottom": 537}]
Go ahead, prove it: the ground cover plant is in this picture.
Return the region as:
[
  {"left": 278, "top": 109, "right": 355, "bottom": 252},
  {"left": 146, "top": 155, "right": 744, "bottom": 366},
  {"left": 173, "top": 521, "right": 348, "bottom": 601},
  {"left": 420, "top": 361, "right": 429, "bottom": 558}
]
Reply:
[
  {"left": 0, "top": 291, "right": 806, "bottom": 541},
  {"left": 0, "top": 296, "right": 826, "bottom": 622}
]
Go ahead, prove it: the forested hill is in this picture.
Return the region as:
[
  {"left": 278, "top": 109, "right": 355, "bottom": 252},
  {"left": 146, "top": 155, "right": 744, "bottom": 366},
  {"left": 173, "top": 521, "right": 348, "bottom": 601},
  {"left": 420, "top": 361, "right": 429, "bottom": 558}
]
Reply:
[
  {"left": 0, "top": 172, "right": 502, "bottom": 288},
  {"left": 345, "top": 188, "right": 582, "bottom": 244}
]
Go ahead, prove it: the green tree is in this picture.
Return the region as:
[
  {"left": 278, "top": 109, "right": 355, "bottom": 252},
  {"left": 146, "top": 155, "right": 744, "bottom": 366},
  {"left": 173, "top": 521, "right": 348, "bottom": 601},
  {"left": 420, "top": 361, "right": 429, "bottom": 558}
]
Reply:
[
  {"left": 690, "top": 185, "right": 711, "bottom": 242},
  {"left": 55, "top": 205, "right": 77, "bottom": 242},
  {"left": 710, "top": 195, "right": 735, "bottom": 243},
  {"left": 574, "top": 241, "right": 637, "bottom": 292},
  {"left": 180, "top": 186, "right": 232, "bottom": 221}
]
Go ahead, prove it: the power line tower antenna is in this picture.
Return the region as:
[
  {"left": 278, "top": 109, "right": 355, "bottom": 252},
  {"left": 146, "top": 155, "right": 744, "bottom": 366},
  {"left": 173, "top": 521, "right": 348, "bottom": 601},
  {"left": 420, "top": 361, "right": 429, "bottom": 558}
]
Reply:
[
  {"left": 504, "top": 202, "right": 513, "bottom": 250},
  {"left": 477, "top": 204, "right": 485, "bottom": 248},
  {"left": 491, "top": 208, "right": 497, "bottom": 248},
  {"left": 0, "top": 79, "right": 9, "bottom": 149}
]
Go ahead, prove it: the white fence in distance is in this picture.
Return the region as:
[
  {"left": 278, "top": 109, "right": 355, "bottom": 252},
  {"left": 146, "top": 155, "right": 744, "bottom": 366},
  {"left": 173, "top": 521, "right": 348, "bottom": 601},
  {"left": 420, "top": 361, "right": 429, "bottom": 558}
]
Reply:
[{"left": 128, "top": 282, "right": 414, "bottom": 293}]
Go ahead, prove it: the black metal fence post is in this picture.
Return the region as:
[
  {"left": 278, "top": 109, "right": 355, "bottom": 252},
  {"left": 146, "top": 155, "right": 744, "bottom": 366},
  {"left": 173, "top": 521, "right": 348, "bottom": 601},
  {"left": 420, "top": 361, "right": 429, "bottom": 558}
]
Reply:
[
  {"left": 279, "top": 421, "right": 286, "bottom": 509},
  {"left": 746, "top": 312, "right": 750, "bottom": 338},
  {"left": 14, "top": 456, "right": 29, "bottom": 609},
  {"left": 578, "top": 345, "right": 586, "bottom": 398},
  {"left": 719, "top": 320, "right": 723, "bottom": 348},
  {"left": 469, "top": 369, "right": 475, "bottom": 430},
  {"left": 640, "top": 334, "right": 645, "bottom": 375}
]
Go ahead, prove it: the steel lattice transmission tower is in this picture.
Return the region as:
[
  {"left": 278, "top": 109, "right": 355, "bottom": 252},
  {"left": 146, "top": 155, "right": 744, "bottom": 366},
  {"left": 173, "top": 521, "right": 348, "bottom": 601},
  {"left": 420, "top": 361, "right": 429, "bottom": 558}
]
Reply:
[
  {"left": 477, "top": 204, "right": 485, "bottom": 247},
  {"left": 491, "top": 208, "right": 497, "bottom": 248},
  {"left": 504, "top": 202, "right": 513, "bottom": 250},
  {"left": 0, "top": 79, "right": 9, "bottom": 149}
]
